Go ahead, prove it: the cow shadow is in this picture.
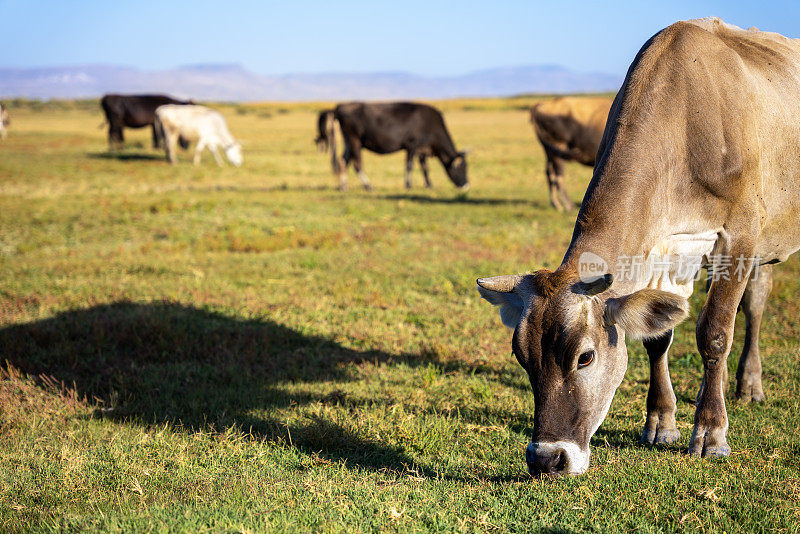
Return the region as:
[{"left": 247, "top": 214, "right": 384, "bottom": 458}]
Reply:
[
  {"left": 0, "top": 301, "right": 433, "bottom": 473},
  {"left": 88, "top": 151, "right": 164, "bottom": 162},
  {"left": 379, "top": 193, "right": 547, "bottom": 209}
]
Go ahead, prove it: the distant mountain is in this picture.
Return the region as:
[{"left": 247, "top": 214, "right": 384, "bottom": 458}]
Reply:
[{"left": 0, "top": 63, "right": 623, "bottom": 101}]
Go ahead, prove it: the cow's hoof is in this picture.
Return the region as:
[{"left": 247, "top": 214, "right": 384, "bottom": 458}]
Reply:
[
  {"left": 363, "top": 184, "right": 373, "bottom": 192},
  {"left": 642, "top": 426, "right": 680, "bottom": 446},
  {"left": 735, "top": 380, "right": 765, "bottom": 403},
  {"left": 689, "top": 430, "right": 730, "bottom": 458},
  {"left": 702, "top": 445, "right": 731, "bottom": 458}
]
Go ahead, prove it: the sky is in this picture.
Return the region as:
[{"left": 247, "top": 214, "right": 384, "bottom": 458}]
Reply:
[{"left": 1, "top": 0, "right": 799, "bottom": 77}]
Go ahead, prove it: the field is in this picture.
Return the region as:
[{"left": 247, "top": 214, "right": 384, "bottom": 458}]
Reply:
[{"left": 1, "top": 98, "right": 799, "bottom": 533}]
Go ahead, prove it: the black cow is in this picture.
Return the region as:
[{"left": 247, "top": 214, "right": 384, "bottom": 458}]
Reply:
[
  {"left": 100, "top": 94, "right": 192, "bottom": 150},
  {"left": 317, "top": 102, "right": 469, "bottom": 191}
]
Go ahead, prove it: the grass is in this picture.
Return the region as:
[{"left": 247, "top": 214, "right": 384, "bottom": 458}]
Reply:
[{"left": 0, "top": 98, "right": 799, "bottom": 533}]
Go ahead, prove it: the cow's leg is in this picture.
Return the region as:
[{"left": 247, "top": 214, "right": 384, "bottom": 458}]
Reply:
[
  {"left": 193, "top": 139, "right": 207, "bottom": 166},
  {"left": 641, "top": 330, "right": 681, "bottom": 445},
  {"left": 109, "top": 123, "right": 124, "bottom": 151},
  {"left": 151, "top": 124, "right": 161, "bottom": 149},
  {"left": 165, "top": 132, "right": 178, "bottom": 164},
  {"left": 209, "top": 144, "right": 225, "bottom": 166},
  {"left": 338, "top": 146, "right": 351, "bottom": 191},
  {"left": 554, "top": 158, "right": 575, "bottom": 211},
  {"left": 736, "top": 264, "right": 773, "bottom": 402},
  {"left": 404, "top": 150, "right": 415, "bottom": 189},
  {"left": 349, "top": 142, "right": 372, "bottom": 191},
  {"left": 419, "top": 154, "right": 432, "bottom": 187},
  {"left": 691, "top": 248, "right": 754, "bottom": 458},
  {"left": 545, "top": 155, "right": 565, "bottom": 211}
]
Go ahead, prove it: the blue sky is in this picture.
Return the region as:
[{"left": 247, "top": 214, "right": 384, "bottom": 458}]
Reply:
[{"left": 1, "top": 0, "right": 799, "bottom": 76}]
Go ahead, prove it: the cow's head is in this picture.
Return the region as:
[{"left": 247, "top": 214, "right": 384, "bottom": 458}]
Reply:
[
  {"left": 476, "top": 269, "right": 688, "bottom": 476},
  {"left": 446, "top": 152, "right": 469, "bottom": 189},
  {"left": 225, "top": 143, "right": 243, "bottom": 167}
]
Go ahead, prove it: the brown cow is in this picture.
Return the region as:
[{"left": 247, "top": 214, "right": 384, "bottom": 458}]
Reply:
[
  {"left": 530, "top": 97, "right": 613, "bottom": 211},
  {"left": 477, "top": 18, "right": 800, "bottom": 475}
]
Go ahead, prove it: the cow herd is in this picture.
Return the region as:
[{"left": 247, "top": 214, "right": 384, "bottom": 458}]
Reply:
[
  {"left": 3, "top": 89, "right": 597, "bottom": 199},
  {"left": 2, "top": 17, "right": 799, "bottom": 478}
]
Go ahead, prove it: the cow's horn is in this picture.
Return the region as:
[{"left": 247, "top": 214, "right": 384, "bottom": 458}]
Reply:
[{"left": 476, "top": 275, "right": 521, "bottom": 293}]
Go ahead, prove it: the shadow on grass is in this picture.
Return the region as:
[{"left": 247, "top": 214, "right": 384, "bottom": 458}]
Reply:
[
  {"left": 88, "top": 151, "right": 165, "bottom": 162},
  {"left": 378, "top": 193, "right": 545, "bottom": 207},
  {"left": 592, "top": 426, "right": 687, "bottom": 455},
  {"left": 0, "top": 301, "right": 487, "bottom": 475}
]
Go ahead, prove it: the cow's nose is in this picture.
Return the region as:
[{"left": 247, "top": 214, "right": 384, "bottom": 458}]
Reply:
[{"left": 526, "top": 442, "right": 567, "bottom": 476}]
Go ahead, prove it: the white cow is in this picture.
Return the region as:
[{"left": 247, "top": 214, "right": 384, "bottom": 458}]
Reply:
[
  {"left": 0, "top": 103, "right": 8, "bottom": 141},
  {"left": 155, "top": 104, "right": 242, "bottom": 166}
]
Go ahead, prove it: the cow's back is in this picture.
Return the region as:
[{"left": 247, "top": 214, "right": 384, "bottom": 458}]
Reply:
[
  {"left": 334, "top": 102, "right": 449, "bottom": 154},
  {"left": 157, "top": 105, "right": 232, "bottom": 144},
  {"left": 581, "top": 18, "right": 800, "bottom": 266},
  {"left": 103, "top": 94, "right": 190, "bottom": 127}
]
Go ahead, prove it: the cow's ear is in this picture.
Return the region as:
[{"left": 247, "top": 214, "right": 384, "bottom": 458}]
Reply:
[
  {"left": 604, "top": 289, "right": 689, "bottom": 339},
  {"left": 477, "top": 275, "right": 533, "bottom": 329}
]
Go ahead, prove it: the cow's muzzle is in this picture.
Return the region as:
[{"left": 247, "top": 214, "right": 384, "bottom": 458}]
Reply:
[{"left": 526, "top": 441, "right": 590, "bottom": 477}]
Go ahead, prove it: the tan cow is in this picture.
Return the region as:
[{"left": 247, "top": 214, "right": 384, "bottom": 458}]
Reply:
[
  {"left": 530, "top": 96, "right": 613, "bottom": 211},
  {"left": 478, "top": 18, "right": 800, "bottom": 475}
]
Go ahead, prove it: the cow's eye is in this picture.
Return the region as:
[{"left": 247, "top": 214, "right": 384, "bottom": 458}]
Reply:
[{"left": 578, "top": 350, "right": 595, "bottom": 369}]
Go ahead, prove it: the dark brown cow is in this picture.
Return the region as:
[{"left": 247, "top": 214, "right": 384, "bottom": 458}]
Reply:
[
  {"left": 100, "top": 94, "right": 192, "bottom": 150},
  {"left": 477, "top": 18, "right": 800, "bottom": 475},
  {"left": 318, "top": 102, "right": 468, "bottom": 191},
  {"left": 530, "top": 97, "right": 613, "bottom": 211}
]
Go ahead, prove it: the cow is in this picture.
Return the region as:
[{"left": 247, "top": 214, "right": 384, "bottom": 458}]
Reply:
[
  {"left": 100, "top": 94, "right": 192, "bottom": 150},
  {"left": 476, "top": 18, "right": 800, "bottom": 476},
  {"left": 530, "top": 97, "right": 613, "bottom": 211},
  {"left": 155, "top": 104, "right": 242, "bottom": 167},
  {"left": 318, "top": 102, "right": 468, "bottom": 191},
  {"left": 0, "top": 102, "right": 8, "bottom": 140}
]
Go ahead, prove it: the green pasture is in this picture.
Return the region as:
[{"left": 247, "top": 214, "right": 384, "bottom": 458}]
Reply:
[{"left": 0, "top": 98, "right": 798, "bottom": 532}]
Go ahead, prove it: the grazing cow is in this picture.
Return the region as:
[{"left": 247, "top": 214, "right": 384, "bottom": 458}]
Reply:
[
  {"left": 0, "top": 102, "right": 8, "bottom": 140},
  {"left": 155, "top": 105, "right": 242, "bottom": 167},
  {"left": 319, "top": 102, "right": 468, "bottom": 191},
  {"left": 477, "top": 18, "right": 800, "bottom": 475},
  {"left": 530, "top": 97, "right": 613, "bottom": 211},
  {"left": 100, "top": 94, "right": 192, "bottom": 150}
]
